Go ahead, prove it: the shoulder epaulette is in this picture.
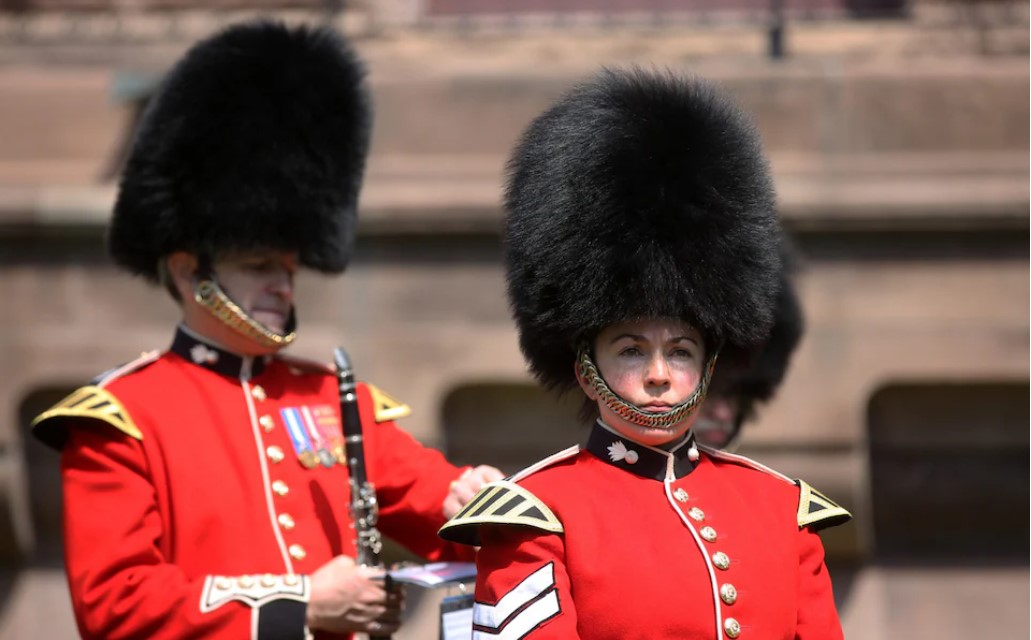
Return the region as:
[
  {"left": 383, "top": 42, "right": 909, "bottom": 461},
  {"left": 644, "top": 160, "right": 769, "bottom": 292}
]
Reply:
[
  {"left": 32, "top": 351, "right": 159, "bottom": 450},
  {"left": 32, "top": 385, "right": 142, "bottom": 450},
  {"left": 365, "top": 383, "right": 411, "bottom": 423},
  {"left": 439, "top": 480, "right": 563, "bottom": 547},
  {"left": 796, "top": 479, "right": 852, "bottom": 530}
]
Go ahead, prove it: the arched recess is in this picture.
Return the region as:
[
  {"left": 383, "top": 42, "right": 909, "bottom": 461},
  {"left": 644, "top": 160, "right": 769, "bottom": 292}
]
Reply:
[
  {"left": 18, "top": 386, "right": 77, "bottom": 567},
  {"left": 867, "top": 380, "right": 1029, "bottom": 560},
  {"left": 441, "top": 382, "right": 587, "bottom": 475}
]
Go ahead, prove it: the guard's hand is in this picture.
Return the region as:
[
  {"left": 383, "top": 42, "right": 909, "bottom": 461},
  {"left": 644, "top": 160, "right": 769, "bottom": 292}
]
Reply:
[
  {"left": 443, "top": 465, "right": 505, "bottom": 518},
  {"left": 305, "top": 555, "right": 404, "bottom": 635}
]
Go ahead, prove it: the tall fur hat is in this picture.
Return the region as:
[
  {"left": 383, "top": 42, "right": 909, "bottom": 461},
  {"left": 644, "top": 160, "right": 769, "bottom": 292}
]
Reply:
[
  {"left": 505, "top": 68, "right": 782, "bottom": 391},
  {"left": 709, "top": 256, "right": 805, "bottom": 404},
  {"left": 109, "top": 20, "right": 371, "bottom": 282}
]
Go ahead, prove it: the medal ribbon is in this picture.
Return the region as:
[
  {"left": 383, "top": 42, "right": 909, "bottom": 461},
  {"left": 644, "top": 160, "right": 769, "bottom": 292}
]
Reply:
[{"left": 280, "top": 408, "right": 315, "bottom": 461}]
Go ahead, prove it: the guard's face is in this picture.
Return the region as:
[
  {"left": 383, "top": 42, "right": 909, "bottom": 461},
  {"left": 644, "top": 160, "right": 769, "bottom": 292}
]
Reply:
[
  {"left": 214, "top": 250, "right": 298, "bottom": 334},
  {"left": 692, "top": 395, "right": 741, "bottom": 449},
  {"left": 585, "top": 318, "right": 705, "bottom": 445}
]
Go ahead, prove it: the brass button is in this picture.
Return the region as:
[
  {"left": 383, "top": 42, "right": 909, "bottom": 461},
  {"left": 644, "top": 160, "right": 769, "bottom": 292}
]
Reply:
[
  {"left": 251, "top": 385, "right": 267, "bottom": 401},
  {"left": 688, "top": 507, "right": 705, "bottom": 521},
  {"left": 673, "top": 488, "right": 689, "bottom": 503},
  {"left": 700, "top": 526, "right": 717, "bottom": 542},
  {"left": 259, "top": 415, "right": 275, "bottom": 432},
  {"left": 237, "top": 575, "right": 254, "bottom": 589},
  {"left": 260, "top": 574, "right": 277, "bottom": 588},
  {"left": 266, "top": 446, "right": 285, "bottom": 464},
  {"left": 272, "top": 480, "right": 289, "bottom": 496},
  {"left": 288, "top": 544, "right": 306, "bottom": 561},
  {"left": 278, "top": 513, "right": 296, "bottom": 530},
  {"left": 712, "top": 551, "right": 731, "bottom": 570},
  {"left": 284, "top": 574, "right": 300, "bottom": 586},
  {"left": 720, "top": 583, "right": 738, "bottom": 605},
  {"left": 724, "top": 617, "right": 741, "bottom": 638},
  {"left": 215, "top": 577, "right": 231, "bottom": 590}
]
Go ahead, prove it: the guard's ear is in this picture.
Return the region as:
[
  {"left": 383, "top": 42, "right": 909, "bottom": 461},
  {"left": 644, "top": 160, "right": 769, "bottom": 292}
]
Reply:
[{"left": 165, "top": 252, "right": 199, "bottom": 299}]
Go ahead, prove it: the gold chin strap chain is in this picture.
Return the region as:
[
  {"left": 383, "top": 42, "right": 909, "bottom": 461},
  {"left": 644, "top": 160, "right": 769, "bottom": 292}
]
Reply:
[
  {"left": 577, "top": 346, "right": 719, "bottom": 430},
  {"left": 194, "top": 279, "right": 296, "bottom": 350}
]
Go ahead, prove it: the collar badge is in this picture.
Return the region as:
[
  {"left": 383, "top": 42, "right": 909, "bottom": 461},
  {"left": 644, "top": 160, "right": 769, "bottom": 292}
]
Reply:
[
  {"left": 607, "top": 440, "right": 639, "bottom": 465},
  {"left": 190, "top": 344, "right": 219, "bottom": 365}
]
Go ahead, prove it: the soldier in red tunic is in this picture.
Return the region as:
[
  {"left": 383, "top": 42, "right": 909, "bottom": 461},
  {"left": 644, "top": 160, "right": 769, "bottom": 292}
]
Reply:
[
  {"left": 693, "top": 264, "right": 806, "bottom": 450},
  {"left": 440, "top": 69, "right": 851, "bottom": 639},
  {"left": 32, "top": 20, "right": 501, "bottom": 639}
]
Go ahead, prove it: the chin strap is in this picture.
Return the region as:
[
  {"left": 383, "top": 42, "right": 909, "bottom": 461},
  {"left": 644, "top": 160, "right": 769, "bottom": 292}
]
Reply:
[
  {"left": 194, "top": 278, "right": 296, "bottom": 350},
  {"left": 578, "top": 346, "right": 719, "bottom": 430}
]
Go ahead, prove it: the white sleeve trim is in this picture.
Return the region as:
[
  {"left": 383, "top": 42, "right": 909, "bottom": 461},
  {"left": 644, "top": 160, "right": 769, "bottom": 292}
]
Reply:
[{"left": 200, "top": 574, "right": 310, "bottom": 612}]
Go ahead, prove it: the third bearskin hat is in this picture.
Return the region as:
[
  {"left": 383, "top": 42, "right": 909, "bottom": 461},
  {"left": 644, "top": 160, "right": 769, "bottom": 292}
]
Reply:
[
  {"left": 109, "top": 20, "right": 371, "bottom": 282},
  {"left": 505, "top": 68, "right": 782, "bottom": 392},
  {"left": 709, "top": 263, "right": 805, "bottom": 405}
]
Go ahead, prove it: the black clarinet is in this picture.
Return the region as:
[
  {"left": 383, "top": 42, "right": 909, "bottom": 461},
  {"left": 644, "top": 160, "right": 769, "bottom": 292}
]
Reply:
[{"left": 334, "top": 348, "right": 391, "bottom": 640}]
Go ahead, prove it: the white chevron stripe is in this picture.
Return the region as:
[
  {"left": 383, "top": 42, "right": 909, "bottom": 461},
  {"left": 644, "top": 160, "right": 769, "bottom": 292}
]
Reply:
[
  {"left": 473, "top": 563, "right": 555, "bottom": 630},
  {"left": 472, "top": 590, "right": 560, "bottom": 640}
]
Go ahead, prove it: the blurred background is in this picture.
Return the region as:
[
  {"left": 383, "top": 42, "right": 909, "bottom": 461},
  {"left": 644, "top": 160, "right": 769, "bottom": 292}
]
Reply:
[{"left": 0, "top": 0, "right": 1027, "bottom": 638}]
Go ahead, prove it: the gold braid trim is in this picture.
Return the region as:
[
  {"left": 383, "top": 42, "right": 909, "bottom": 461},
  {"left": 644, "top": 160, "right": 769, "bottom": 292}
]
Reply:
[
  {"left": 578, "top": 347, "right": 718, "bottom": 430},
  {"left": 194, "top": 279, "right": 296, "bottom": 350}
]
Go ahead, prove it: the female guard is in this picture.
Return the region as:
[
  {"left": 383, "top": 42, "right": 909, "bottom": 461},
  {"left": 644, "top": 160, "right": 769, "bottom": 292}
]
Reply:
[{"left": 441, "top": 68, "right": 851, "bottom": 640}]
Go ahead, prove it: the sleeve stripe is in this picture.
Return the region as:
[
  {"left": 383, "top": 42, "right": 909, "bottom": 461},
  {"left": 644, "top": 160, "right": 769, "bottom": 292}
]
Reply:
[
  {"left": 473, "top": 590, "right": 560, "bottom": 640},
  {"left": 472, "top": 563, "right": 555, "bottom": 630}
]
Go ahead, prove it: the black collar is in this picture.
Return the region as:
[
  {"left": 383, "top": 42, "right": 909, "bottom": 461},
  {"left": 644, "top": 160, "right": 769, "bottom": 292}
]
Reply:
[
  {"left": 585, "top": 421, "right": 699, "bottom": 481},
  {"left": 170, "top": 326, "right": 269, "bottom": 380}
]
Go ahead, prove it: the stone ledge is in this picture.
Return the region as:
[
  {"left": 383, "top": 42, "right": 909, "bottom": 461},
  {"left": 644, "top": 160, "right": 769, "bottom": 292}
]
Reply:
[{"left": 0, "top": 151, "right": 1024, "bottom": 234}]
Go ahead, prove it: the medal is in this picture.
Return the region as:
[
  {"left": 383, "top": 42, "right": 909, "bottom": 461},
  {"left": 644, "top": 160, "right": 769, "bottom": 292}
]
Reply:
[
  {"left": 317, "top": 449, "right": 336, "bottom": 468},
  {"left": 298, "top": 450, "right": 320, "bottom": 469}
]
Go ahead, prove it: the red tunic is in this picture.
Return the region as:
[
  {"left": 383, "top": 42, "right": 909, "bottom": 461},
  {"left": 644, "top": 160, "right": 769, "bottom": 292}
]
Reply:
[
  {"left": 34, "top": 328, "right": 473, "bottom": 640},
  {"left": 440, "top": 421, "right": 849, "bottom": 640}
]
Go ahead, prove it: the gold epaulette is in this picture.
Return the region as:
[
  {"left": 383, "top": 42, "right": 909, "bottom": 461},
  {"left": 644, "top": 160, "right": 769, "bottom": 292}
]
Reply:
[
  {"left": 438, "top": 480, "right": 563, "bottom": 547},
  {"left": 32, "top": 385, "right": 142, "bottom": 450},
  {"left": 366, "top": 383, "right": 411, "bottom": 423},
  {"left": 796, "top": 480, "right": 852, "bottom": 530}
]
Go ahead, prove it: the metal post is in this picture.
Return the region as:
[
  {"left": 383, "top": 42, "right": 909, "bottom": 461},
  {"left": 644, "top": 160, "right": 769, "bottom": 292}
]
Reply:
[{"left": 769, "top": 0, "right": 786, "bottom": 60}]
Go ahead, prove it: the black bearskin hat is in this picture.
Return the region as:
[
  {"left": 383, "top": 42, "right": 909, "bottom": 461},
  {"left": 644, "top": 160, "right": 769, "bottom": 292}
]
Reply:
[
  {"left": 505, "top": 68, "right": 782, "bottom": 392},
  {"left": 709, "top": 263, "right": 805, "bottom": 405},
  {"left": 109, "top": 20, "right": 371, "bottom": 282}
]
